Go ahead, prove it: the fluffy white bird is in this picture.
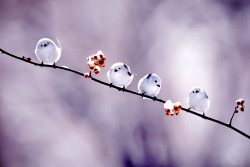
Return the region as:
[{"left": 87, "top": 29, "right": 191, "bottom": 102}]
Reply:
[
  {"left": 138, "top": 73, "right": 161, "bottom": 97},
  {"left": 107, "top": 62, "right": 134, "bottom": 87},
  {"left": 34, "top": 38, "right": 61, "bottom": 65},
  {"left": 187, "top": 87, "right": 210, "bottom": 115}
]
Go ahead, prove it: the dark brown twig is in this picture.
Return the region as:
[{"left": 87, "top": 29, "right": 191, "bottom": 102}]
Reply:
[{"left": 0, "top": 48, "right": 249, "bottom": 140}]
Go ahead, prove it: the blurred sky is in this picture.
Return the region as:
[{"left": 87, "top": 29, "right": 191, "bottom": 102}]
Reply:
[{"left": 0, "top": 0, "right": 250, "bottom": 167}]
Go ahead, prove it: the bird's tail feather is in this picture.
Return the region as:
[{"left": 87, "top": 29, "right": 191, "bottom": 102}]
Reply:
[{"left": 56, "top": 37, "right": 62, "bottom": 50}]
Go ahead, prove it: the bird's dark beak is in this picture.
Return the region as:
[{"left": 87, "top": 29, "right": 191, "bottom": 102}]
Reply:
[
  {"left": 157, "top": 84, "right": 160, "bottom": 87},
  {"left": 195, "top": 90, "right": 199, "bottom": 93},
  {"left": 114, "top": 69, "right": 118, "bottom": 72},
  {"left": 44, "top": 44, "right": 47, "bottom": 47}
]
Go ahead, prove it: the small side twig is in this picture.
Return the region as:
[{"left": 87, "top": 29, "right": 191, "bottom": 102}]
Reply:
[{"left": 229, "top": 106, "right": 238, "bottom": 126}]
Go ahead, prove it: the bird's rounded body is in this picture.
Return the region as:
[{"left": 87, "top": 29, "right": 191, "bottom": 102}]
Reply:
[
  {"left": 188, "top": 87, "right": 210, "bottom": 113},
  {"left": 35, "top": 38, "right": 61, "bottom": 65},
  {"left": 138, "top": 73, "right": 161, "bottom": 97},
  {"left": 107, "top": 62, "right": 134, "bottom": 87}
]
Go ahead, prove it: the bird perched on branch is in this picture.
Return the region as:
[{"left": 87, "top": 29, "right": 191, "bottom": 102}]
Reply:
[
  {"left": 138, "top": 73, "right": 162, "bottom": 98},
  {"left": 187, "top": 87, "right": 210, "bottom": 115},
  {"left": 34, "top": 38, "right": 61, "bottom": 65},
  {"left": 107, "top": 62, "right": 134, "bottom": 88}
]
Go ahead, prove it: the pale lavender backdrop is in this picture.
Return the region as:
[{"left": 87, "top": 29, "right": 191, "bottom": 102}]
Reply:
[{"left": 0, "top": 0, "right": 250, "bottom": 167}]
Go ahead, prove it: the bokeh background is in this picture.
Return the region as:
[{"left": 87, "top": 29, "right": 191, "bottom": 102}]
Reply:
[{"left": 0, "top": 0, "right": 250, "bottom": 166}]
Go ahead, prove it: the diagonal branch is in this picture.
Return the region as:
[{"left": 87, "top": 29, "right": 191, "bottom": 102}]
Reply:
[{"left": 0, "top": 48, "right": 249, "bottom": 140}]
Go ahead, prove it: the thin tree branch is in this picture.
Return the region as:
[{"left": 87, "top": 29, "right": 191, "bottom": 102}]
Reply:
[
  {"left": 229, "top": 112, "right": 236, "bottom": 126},
  {"left": 229, "top": 106, "right": 238, "bottom": 126},
  {"left": 0, "top": 48, "right": 249, "bottom": 140}
]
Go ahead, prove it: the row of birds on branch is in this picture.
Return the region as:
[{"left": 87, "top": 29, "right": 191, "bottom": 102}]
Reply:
[{"left": 34, "top": 38, "right": 210, "bottom": 115}]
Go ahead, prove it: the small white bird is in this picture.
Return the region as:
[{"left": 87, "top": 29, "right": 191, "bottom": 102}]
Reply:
[
  {"left": 107, "top": 62, "right": 134, "bottom": 88},
  {"left": 187, "top": 87, "right": 210, "bottom": 115},
  {"left": 34, "top": 38, "right": 61, "bottom": 65},
  {"left": 138, "top": 73, "right": 161, "bottom": 97}
]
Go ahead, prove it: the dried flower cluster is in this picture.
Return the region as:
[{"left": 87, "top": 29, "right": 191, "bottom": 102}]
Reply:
[
  {"left": 235, "top": 98, "right": 245, "bottom": 113},
  {"left": 86, "top": 50, "right": 106, "bottom": 74},
  {"left": 164, "top": 100, "right": 182, "bottom": 116}
]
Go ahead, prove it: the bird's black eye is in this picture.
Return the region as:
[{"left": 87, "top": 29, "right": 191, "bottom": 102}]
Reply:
[
  {"left": 118, "top": 67, "right": 121, "bottom": 70},
  {"left": 155, "top": 80, "right": 157, "bottom": 83},
  {"left": 47, "top": 42, "right": 49, "bottom": 44},
  {"left": 193, "top": 91, "right": 194, "bottom": 93},
  {"left": 41, "top": 44, "right": 42, "bottom": 47}
]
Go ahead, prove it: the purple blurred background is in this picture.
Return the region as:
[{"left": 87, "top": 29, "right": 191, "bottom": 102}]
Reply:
[{"left": 0, "top": 0, "right": 250, "bottom": 166}]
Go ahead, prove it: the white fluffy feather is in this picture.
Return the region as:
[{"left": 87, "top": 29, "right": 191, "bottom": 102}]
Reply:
[
  {"left": 138, "top": 73, "right": 161, "bottom": 97},
  {"left": 187, "top": 87, "right": 210, "bottom": 113},
  {"left": 107, "top": 62, "right": 134, "bottom": 87},
  {"left": 34, "top": 38, "right": 61, "bottom": 65}
]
